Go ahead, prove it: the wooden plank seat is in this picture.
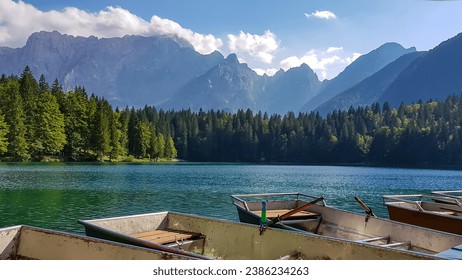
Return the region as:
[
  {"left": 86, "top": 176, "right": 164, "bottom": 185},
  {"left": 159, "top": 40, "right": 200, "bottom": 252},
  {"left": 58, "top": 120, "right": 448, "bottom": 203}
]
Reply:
[
  {"left": 252, "top": 209, "right": 320, "bottom": 220},
  {"left": 130, "top": 229, "right": 201, "bottom": 245}
]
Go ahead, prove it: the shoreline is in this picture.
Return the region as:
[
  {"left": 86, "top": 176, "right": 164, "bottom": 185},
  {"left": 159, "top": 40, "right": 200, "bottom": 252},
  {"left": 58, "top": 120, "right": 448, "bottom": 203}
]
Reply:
[{"left": 2, "top": 157, "right": 462, "bottom": 171}]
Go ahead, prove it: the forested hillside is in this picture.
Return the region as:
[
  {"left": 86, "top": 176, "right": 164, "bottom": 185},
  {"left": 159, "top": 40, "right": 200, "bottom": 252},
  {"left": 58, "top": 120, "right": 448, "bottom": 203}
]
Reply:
[
  {"left": 1, "top": 67, "right": 462, "bottom": 165},
  {"left": 165, "top": 97, "right": 462, "bottom": 165},
  {"left": 0, "top": 67, "right": 177, "bottom": 161}
]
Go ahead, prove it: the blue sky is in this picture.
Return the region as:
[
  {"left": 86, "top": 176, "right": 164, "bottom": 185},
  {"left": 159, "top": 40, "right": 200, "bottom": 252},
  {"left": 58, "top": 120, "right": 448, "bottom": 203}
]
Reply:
[{"left": 1, "top": 0, "right": 462, "bottom": 79}]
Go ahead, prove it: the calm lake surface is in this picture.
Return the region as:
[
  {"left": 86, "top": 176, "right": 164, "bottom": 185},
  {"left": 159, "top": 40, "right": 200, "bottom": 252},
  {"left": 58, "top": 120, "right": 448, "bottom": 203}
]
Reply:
[{"left": 1, "top": 163, "right": 461, "bottom": 233}]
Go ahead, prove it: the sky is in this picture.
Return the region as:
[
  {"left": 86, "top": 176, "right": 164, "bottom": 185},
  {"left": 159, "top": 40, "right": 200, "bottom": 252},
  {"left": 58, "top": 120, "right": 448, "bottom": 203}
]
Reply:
[{"left": 1, "top": 0, "right": 462, "bottom": 80}]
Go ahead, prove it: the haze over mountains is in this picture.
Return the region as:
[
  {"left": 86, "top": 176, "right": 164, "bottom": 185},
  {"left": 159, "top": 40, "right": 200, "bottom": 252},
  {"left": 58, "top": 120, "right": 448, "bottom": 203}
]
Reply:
[{"left": 1, "top": 31, "right": 462, "bottom": 114}]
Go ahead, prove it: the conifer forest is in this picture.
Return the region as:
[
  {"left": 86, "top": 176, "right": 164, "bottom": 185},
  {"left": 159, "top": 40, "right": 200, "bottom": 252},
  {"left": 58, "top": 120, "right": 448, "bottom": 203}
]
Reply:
[{"left": 1, "top": 67, "right": 462, "bottom": 166}]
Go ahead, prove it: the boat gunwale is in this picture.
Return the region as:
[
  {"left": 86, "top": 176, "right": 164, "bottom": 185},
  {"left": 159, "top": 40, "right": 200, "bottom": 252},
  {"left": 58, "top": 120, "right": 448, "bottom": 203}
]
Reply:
[
  {"left": 0, "top": 225, "right": 22, "bottom": 232},
  {"left": 431, "top": 190, "right": 462, "bottom": 199},
  {"left": 431, "top": 190, "right": 462, "bottom": 205},
  {"left": 231, "top": 193, "right": 327, "bottom": 212},
  {"left": 80, "top": 211, "right": 171, "bottom": 223},
  {"left": 383, "top": 194, "right": 462, "bottom": 206}
]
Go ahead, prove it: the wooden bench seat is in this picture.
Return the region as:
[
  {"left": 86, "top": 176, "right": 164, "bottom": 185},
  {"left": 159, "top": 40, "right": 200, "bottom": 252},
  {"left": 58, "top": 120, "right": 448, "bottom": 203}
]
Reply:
[
  {"left": 252, "top": 209, "right": 320, "bottom": 219},
  {"left": 130, "top": 229, "right": 201, "bottom": 245}
]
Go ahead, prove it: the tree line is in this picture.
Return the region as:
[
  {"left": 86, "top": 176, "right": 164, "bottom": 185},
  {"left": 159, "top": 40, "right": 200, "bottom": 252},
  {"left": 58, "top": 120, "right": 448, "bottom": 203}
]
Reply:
[
  {"left": 1, "top": 67, "right": 462, "bottom": 165},
  {"left": 0, "top": 67, "right": 176, "bottom": 161},
  {"left": 164, "top": 96, "right": 462, "bottom": 165}
]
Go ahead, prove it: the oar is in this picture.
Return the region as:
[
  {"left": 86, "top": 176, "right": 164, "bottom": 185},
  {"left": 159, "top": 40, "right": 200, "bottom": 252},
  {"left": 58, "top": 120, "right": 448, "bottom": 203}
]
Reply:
[
  {"left": 354, "top": 196, "right": 377, "bottom": 218},
  {"left": 267, "top": 197, "right": 324, "bottom": 227}
]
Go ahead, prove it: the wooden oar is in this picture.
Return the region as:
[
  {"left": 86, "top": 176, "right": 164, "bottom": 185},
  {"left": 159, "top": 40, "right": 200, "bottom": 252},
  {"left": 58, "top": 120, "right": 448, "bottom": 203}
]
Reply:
[
  {"left": 267, "top": 197, "right": 324, "bottom": 227},
  {"left": 354, "top": 196, "right": 377, "bottom": 218}
]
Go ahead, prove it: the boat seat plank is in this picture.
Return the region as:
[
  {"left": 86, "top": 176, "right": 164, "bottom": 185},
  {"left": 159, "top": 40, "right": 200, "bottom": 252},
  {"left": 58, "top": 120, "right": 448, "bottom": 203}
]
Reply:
[
  {"left": 130, "top": 229, "right": 200, "bottom": 245},
  {"left": 252, "top": 209, "right": 320, "bottom": 219}
]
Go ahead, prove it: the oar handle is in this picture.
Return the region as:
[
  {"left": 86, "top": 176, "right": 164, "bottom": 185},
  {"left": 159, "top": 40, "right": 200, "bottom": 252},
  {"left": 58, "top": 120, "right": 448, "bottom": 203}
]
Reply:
[{"left": 354, "top": 196, "right": 377, "bottom": 218}]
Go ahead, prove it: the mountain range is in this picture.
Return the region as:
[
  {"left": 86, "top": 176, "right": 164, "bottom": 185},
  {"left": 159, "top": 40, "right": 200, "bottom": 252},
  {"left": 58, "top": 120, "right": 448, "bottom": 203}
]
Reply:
[{"left": 1, "top": 31, "right": 462, "bottom": 114}]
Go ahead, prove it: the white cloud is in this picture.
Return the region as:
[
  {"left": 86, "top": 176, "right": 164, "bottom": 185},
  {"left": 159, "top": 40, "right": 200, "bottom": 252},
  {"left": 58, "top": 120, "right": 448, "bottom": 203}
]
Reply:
[
  {"left": 326, "top": 46, "right": 343, "bottom": 53},
  {"left": 253, "top": 68, "right": 278, "bottom": 76},
  {"left": 227, "top": 30, "right": 280, "bottom": 64},
  {"left": 305, "top": 10, "right": 337, "bottom": 20},
  {"left": 280, "top": 48, "right": 361, "bottom": 80},
  {"left": 0, "top": 0, "right": 223, "bottom": 54}
]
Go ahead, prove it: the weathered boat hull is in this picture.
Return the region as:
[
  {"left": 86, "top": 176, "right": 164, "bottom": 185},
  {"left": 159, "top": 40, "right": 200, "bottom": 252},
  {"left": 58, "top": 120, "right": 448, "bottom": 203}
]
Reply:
[
  {"left": 383, "top": 194, "right": 462, "bottom": 235},
  {"left": 231, "top": 193, "right": 462, "bottom": 259},
  {"left": 79, "top": 211, "right": 447, "bottom": 260},
  {"left": 0, "top": 225, "right": 192, "bottom": 260}
]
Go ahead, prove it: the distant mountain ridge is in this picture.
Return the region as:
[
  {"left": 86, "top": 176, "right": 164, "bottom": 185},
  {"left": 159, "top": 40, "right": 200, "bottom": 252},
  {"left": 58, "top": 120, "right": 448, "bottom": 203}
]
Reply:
[
  {"left": 1, "top": 31, "right": 462, "bottom": 114},
  {"left": 0, "top": 31, "right": 225, "bottom": 107},
  {"left": 316, "top": 51, "right": 425, "bottom": 115},
  {"left": 0, "top": 31, "right": 322, "bottom": 113},
  {"left": 378, "top": 32, "right": 462, "bottom": 106},
  {"left": 163, "top": 54, "right": 262, "bottom": 112},
  {"left": 300, "top": 42, "right": 417, "bottom": 112},
  {"left": 165, "top": 56, "right": 322, "bottom": 113}
]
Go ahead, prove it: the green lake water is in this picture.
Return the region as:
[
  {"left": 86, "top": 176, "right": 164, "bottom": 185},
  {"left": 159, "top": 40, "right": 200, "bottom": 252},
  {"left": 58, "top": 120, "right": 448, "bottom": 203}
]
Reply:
[{"left": 1, "top": 163, "right": 461, "bottom": 233}]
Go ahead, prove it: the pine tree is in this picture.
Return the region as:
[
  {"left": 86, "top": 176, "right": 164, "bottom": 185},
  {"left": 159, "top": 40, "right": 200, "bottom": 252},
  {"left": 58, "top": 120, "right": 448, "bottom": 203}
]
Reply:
[
  {"left": 118, "top": 108, "right": 129, "bottom": 156},
  {"left": 0, "top": 80, "right": 29, "bottom": 161},
  {"left": 133, "top": 122, "right": 151, "bottom": 158},
  {"left": 0, "top": 113, "right": 9, "bottom": 155},
  {"left": 109, "top": 110, "right": 124, "bottom": 160},
  {"left": 90, "top": 99, "right": 111, "bottom": 160},
  {"left": 29, "top": 93, "right": 66, "bottom": 157},
  {"left": 127, "top": 108, "right": 139, "bottom": 155},
  {"left": 51, "top": 79, "right": 65, "bottom": 112},
  {"left": 19, "top": 66, "right": 39, "bottom": 101},
  {"left": 19, "top": 66, "right": 40, "bottom": 148},
  {"left": 63, "top": 89, "right": 89, "bottom": 158},
  {"left": 164, "top": 136, "right": 177, "bottom": 159},
  {"left": 155, "top": 133, "right": 166, "bottom": 159},
  {"left": 38, "top": 74, "right": 49, "bottom": 94}
]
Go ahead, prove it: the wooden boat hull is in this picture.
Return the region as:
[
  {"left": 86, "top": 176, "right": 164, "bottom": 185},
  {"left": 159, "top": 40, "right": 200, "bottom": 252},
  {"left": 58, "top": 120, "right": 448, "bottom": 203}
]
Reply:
[
  {"left": 79, "top": 211, "right": 450, "bottom": 260},
  {"left": 383, "top": 194, "right": 462, "bottom": 236},
  {"left": 231, "top": 193, "right": 462, "bottom": 259},
  {"left": 385, "top": 204, "right": 462, "bottom": 235},
  {"left": 0, "top": 225, "right": 192, "bottom": 260}
]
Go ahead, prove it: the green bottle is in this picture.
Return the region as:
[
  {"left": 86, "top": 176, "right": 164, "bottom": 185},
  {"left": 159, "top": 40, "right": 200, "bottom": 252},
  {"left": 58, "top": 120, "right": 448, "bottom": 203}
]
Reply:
[{"left": 261, "top": 201, "right": 268, "bottom": 225}]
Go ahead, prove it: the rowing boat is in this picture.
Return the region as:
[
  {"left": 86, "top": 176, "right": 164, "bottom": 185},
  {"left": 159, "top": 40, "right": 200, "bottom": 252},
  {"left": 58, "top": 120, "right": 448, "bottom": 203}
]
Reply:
[
  {"left": 0, "top": 225, "right": 192, "bottom": 260},
  {"left": 231, "top": 193, "right": 462, "bottom": 259},
  {"left": 79, "top": 211, "right": 456, "bottom": 260},
  {"left": 431, "top": 190, "right": 462, "bottom": 205},
  {"left": 383, "top": 194, "right": 462, "bottom": 235}
]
